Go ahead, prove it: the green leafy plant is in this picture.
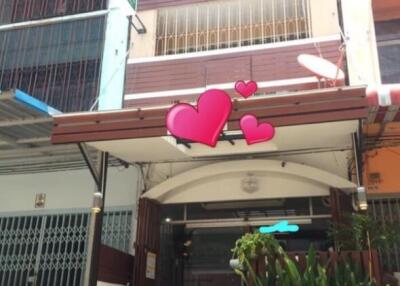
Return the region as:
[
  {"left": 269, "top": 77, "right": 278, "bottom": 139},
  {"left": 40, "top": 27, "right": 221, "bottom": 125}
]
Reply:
[
  {"left": 231, "top": 232, "right": 375, "bottom": 286},
  {"left": 329, "top": 213, "right": 400, "bottom": 251}
]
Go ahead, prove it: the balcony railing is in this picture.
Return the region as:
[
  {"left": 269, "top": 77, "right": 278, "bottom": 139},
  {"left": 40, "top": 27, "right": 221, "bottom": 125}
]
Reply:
[
  {"left": 125, "top": 35, "right": 342, "bottom": 107},
  {"left": 155, "top": 0, "right": 312, "bottom": 56}
]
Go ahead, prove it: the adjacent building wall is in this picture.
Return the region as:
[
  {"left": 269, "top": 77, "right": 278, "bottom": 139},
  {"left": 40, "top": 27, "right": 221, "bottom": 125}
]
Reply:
[
  {"left": 0, "top": 167, "right": 139, "bottom": 213},
  {"left": 310, "top": 0, "right": 340, "bottom": 37},
  {"left": 364, "top": 147, "right": 400, "bottom": 196},
  {"left": 98, "top": 0, "right": 132, "bottom": 111},
  {"left": 130, "top": 10, "right": 158, "bottom": 59},
  {"left": 341, "top": 0, "right": 381, "bottom": 85}
]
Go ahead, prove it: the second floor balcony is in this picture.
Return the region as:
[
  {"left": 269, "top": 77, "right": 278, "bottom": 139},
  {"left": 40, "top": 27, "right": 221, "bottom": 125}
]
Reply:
[
  {"left": 155, "top": 0, "right": 312, "bottom": 56},
  {"left": 127, "top": 0, "right": 343, "bottom": 107}
]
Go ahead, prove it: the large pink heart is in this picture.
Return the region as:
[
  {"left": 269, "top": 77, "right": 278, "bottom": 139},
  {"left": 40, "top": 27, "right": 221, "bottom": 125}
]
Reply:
[
  {"left": 240, "top": 114, "right": 275, "bottom": 145},
  {"left": 235, "top": 80, "right": 258, "bottom": 98},
  {"left": 166, "top": 89, "right": 232, "bottom": 147}
]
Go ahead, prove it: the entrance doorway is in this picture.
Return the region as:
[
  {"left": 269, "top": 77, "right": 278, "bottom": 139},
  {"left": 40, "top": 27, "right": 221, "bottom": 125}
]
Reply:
[
  {"left": 157, "top": 198, "right": 332, "bottom": 286},
  {"left": 183, "top": 227, "right": 243, "bottom": 286},
  {"left": 158, "top": 224, "right": 243, "bottom": 286}
]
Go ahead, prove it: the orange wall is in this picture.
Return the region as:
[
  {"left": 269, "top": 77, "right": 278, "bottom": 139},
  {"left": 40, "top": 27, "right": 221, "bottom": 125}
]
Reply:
[
  {"left": 373, "top": 0, "right": 400, "bottom": 22},
  {"left": 364, "top": 147, "right": 400, "bottom": 195}
]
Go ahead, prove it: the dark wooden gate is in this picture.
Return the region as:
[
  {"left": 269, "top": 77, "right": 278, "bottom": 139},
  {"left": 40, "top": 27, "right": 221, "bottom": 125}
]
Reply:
[{"left": 133, "top": 198, "right": 161, "bottom": 286}]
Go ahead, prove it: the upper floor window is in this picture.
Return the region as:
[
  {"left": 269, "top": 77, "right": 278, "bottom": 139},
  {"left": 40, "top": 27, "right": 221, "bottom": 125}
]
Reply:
[
  {"left": 0, "top": 17, "right": 106, "bottom": 112},
  {"left": 155, "top": 0, "right": 311, "bottom": 56},
  {"left": 375, "top": 19, "right": 400, "bottom": 84},
  {"left": 0, "top": 0, "right": 108, "bottom": 24}
]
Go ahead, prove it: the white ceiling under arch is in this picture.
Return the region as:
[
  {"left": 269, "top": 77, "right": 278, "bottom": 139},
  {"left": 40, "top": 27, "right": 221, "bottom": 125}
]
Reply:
[{"left": 142, "top": 159, "right": 356, "bottom": 204}]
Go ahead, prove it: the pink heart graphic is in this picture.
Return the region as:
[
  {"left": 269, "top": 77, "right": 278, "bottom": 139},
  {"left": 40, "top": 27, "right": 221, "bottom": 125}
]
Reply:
[
  {"left": 235, "top": 80, "right": 258, "bottom": 98},
  {"left": 166, "top": 89, "right": 232, "bottom": 147},
  {"left": 240, "top": 114, "right": 275, "bottom": 145}
]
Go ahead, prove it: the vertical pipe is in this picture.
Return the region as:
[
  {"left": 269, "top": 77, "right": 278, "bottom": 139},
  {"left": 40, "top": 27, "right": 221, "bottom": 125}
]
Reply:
[
  {"left": 83, "top": 153, "right": 101, "bottom": 286},
  {"left": 352, "top": 131, "right": 363, "bottom": 187},
  {"left": 84, "top": 151, "right": 109, "bottom": 286}
]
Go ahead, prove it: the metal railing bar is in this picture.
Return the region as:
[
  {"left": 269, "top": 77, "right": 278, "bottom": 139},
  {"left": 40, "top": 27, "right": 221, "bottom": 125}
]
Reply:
[{"left": 0, "top": 10, "right": 108, "bottom": 32}]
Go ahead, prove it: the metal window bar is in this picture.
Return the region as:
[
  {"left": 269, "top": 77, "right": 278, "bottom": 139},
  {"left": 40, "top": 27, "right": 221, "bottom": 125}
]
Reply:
[
  {"left": 0, "top": 15, "right": 106, "bottom": 112},
  {"left": 156, "top": 0, "right": 311, "bottom": 56},
  {"left": 368, "top": 198, "right": 400, "bottom": 272},
  {"left": 0, "top": 208, "right": 132, "bottom": 286},
  {"left": 0, "top": 0, "right": 108, "bottom": 25}
]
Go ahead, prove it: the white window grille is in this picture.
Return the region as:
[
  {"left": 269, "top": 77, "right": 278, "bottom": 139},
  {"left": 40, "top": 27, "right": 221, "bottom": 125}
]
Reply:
[{"left": 156, "top": 0, "right": 312, "bottom": 56}]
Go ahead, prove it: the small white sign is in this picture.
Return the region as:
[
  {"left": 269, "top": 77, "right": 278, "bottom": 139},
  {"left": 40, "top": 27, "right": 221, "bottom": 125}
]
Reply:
[{"left": 145, "top": 251, "right": 156, "bottom": 280}]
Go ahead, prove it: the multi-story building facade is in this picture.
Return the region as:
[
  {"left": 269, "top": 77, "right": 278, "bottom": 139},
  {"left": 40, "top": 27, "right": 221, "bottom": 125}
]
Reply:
[
  {"left": 0, "top": 0, "right": 138, "bottom": 285},
  {"left": 3, "top": 0, "right": 400, "bottom": 285},
  {"left": 51, "top": 0, "right": 386, "bottom": 285}
]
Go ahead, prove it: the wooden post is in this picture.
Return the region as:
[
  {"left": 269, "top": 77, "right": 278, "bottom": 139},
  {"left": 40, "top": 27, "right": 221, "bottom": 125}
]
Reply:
[{"left": 133, "top": 198, "right": 161, "bottom": 286}]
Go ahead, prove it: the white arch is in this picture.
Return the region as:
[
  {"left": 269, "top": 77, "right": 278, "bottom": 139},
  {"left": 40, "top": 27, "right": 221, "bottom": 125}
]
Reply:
[{"left": 142, "top": 159, "right": 355, "bottom": 204}]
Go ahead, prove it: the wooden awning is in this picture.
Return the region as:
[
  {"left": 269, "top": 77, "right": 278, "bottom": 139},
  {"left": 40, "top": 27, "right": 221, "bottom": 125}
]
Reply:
[{"left": 51, "top": 86, "right": 367, "bottom": 145}]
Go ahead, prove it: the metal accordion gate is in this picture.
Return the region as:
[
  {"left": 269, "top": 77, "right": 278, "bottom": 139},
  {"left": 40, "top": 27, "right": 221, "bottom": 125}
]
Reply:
[{"left": 0, "top": 207, "right": 132, "bottom": 286}]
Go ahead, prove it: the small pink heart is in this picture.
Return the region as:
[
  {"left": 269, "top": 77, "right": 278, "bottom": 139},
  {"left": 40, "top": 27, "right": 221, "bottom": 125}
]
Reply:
[
  {"left": 240, "top": 114, "right": 275, "bottom": 145},
  {"left": 235, "top": 80, "right": 258, "bottom": 98},
  {"left": 166, "top": 89, "right": 232, "bottom": 147}
]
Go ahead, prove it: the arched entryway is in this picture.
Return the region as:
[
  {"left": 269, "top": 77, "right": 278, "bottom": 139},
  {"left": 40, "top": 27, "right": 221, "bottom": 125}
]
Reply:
[
  {"left": 134, "top": 159, "right": 355, "bottom": 286},
  {"left": 142, "top": 159, "right": 355, "bottom": 203}
]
